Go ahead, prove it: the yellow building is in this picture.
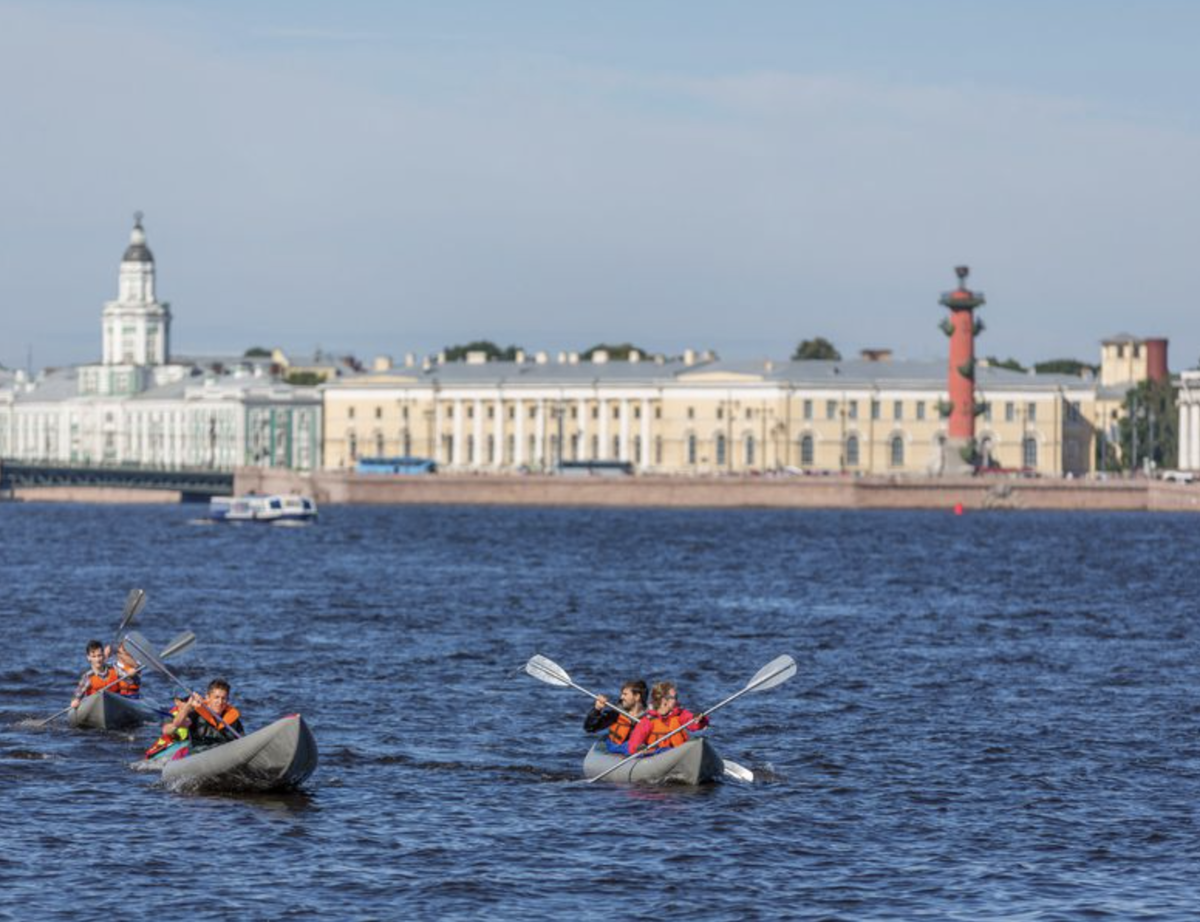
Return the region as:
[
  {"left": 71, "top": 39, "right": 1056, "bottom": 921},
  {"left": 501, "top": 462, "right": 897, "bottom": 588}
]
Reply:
[{"left": 321, "top": 351, "right": 1099, "bottom": 477}]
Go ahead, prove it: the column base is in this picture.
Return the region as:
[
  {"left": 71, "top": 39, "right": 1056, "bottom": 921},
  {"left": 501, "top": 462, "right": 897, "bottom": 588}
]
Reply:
[{"left": 940, "top": 437, "right": 976, "bottom": 476}]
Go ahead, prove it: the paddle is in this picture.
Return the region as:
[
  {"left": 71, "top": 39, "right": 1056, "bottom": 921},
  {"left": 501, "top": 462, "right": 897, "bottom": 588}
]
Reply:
[
  {"left": 125, "top": 631, "right": 242, "bottom": 740},
  {"left": 36, "top": 630, "right": 195, "bottom": 727},
  {"left": 586, "top": 654, "right": 796, "bottom": 784},
  {"left": 110, "top": 589, "right": 148, "bottom": 655},
  {"left": 525, "top": 654, "right": 756, "bottom": 783}
]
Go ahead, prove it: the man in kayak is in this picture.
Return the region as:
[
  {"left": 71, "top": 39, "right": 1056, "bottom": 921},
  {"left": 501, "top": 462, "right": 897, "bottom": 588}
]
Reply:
[
  {"left": 626, "top": 681, "right": 709, "bottom": 755},
  {"left": 69, "top": 640, "right": 120, "bottom": 710},
  {"left": 158, "top": 679, "right": 244, "bottom": 751},
  {"left": 584, "top": 679, "right": 647, "bottom": 754}
]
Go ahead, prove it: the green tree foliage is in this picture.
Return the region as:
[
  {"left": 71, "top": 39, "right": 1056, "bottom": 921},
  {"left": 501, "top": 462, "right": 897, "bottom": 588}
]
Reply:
[
  {"left": 244, "top": 346, "right": 273, "bottom": 357},
  {"left": 984, "top": 355, "right": 1026, "bottom": 373},
  {"left": 1118, "top": 378, "right": 1178, "bottom": 472},
  {"left": 581, "top": 343, "right": 649, "bottom": 360},
  {"left": 285, "top": 371, "right": 325, "bottom": 386},
  {"left": 443, "top": 340, "right": 522, "bottom": 362},
  {"left": 792, "top": 337, "right": 841, "bottom": 361},
  {"left": 1033, "top": 358, "right": 1098, "bottom": 377}
]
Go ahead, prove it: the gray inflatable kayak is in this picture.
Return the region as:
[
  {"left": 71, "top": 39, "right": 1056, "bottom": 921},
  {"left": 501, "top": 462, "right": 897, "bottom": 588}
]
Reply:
[
  {"left": 69, "top": 692, "right": 160, "bottom": 731},
  {"left": 161, "top": 714, "right": 318, "bottom": 793},
  {"left": 583, "top": 738, "right": 724, "bottom": 785}
]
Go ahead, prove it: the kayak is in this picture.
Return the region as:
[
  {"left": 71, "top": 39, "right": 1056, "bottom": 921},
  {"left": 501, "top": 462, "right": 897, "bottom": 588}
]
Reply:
[
  {"left": 69, "top": 691, "right": 161, "bottom": 731},
  {"left": 160, "top": 715, "right": 318, "bottom": 793},
  {"left": 582, "top": 738, "right": 724, "bottom": 785}
]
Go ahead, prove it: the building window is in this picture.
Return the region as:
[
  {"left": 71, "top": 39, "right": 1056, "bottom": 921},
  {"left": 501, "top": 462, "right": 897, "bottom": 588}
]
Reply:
[
  {"left": 347, "top": 431, "right": 357, "bottom": 461},
  {"left": 983, "top": 402, "right": 992, "bottom": 422},
  {"left": 466, "top": 435, "right": 475, "bottom": 463},
  {"left": 1133, "top": 344, "right": 1141, "bottom": 358},
  {"left": 375, "top": 433, "right": 385, "bottom": 456},
  {"left": 717, "top": 406, "right": 724, "bottom": 420},
  {"left": 348, "top": 407, "right": 355, "bottom": 420},
  {"left": 1005, "top": 402, "right": 1015, "bottom": 422},
  {"left": 803, "top": 400, "right": 813, "bottom": 420},
  {"left": 745, "top": 435, "right": 755, "bottom": 467},
  {"left": 488, "top": 405, "right": 495, "bottom": 419},
  {"left": 916, "top": 401, "right": 926, "bottom": 421},
  {"left": 890, "top": 436, "right": 904, "bottom": 467},
  {"left": 592, "top": 407, "right": 599, "bottom": 420},
  {"left": 634, "top": 406, "right": 641, "bottom": 420},
  {"left": 687, "top": 407, "right": 695, "bottom": 420},
  {"left": 612, "top": 435, "right": 620, "bottom": 458},
  {"left": 655, "top": 406, "right": 662, "bottom": 420},
  {"left": 613, "top": 405, "right": 620, "bottom": 420},
  {"left": 487, "top": 434, "right": 496, "bottom": 463},
  {"left": 509, "top": 407, "right": 516, "bottom": 420},
  {"left": 507, "top": 435, "right": 515, "bottom": 463},
  {"left": 401, "top": 430, "right": 411, "bottom": 456},
  {"left": 632, "top": 435, "right": 642, "bottom": 464},
  {"left": 893, "top": 401, "right": 903, "bottom": 420},
  {"left": 591, "top": 435, "right": 599, "bottom": 458},
  {"left": 375, "top": 407, "right": 382, "bottom": 419},
  {"left": 529, "top": 406, "right": 537, "bottom": 420},
  {"left": 800, "top": 434, "right": 814, "bottom": 466},
  {"left": 655, "top": 436, "right": 663, "bottom": 464},
  {"left": 871, "top": 400, "right": 880, "bottom": 421},
  {"left": 1116, "top": 344, "right": 1125, "bottom": 358},
  {"left": 570, "top": 406, "right": 578, "bottom": 420},
  {"left": 745, "top": 408, "right": 752, "bottom": 420},
  {"left": 980, "top": 437, "right": 994, "bottom": 467},
  {"left": 846, "top": 435, "right": 859, "bottom": 467},
  {"left": 402, "top": 406, "right": 410, "bottom": 420},
  {"left": 715, "top": 433, "right": 727, "bottom": 466},
  {"left": 1023, "top": 436, "right": 1038, "bottom": 468},
  {"left": 826, "top": 400, "right": 837, "bottom": 420},
  {"left": 687, "top": 434, "right": 697, "bottom": 465},
  {"left": 1027, "top": 402, "right": 1037, "bottom": 422},
  {"left": 466, "top": 405, "right": 474, "bottom": 420}
]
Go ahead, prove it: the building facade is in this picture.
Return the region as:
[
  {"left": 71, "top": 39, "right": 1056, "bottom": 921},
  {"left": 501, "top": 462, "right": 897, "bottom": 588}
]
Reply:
[{"left": 0, "top": 218, "right": 320, "bottom": 471}]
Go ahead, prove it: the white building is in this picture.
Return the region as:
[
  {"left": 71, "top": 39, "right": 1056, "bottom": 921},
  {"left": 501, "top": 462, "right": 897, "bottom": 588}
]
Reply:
[
  {"left": 0, "top": 217, "right": 320, "bottom": 471},
  {"left": 1178, "top": 371, "right": 1200, "bottom": 472}
]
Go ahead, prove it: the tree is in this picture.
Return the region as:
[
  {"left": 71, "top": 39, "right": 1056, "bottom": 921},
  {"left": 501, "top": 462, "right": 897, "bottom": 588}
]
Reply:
[
  {"left": 1118, "top": 378, "right": 1178, "bottom": 472},
  {"left": 443, "top": 340, "right": 522, "bottom": 362},
  {"left": 244, "top": 346, "right": 273, "bottom": 358},
  {"left": 581, "top": 343, "right": 649, "bottom": 361},
  {"left": 285, "top": 371, "right": 325, "bottom": 386},
  {"left": 984, "top": 355, "right": 1026, "bottom": 373},
  {"left": 792, "top": 337, "right": 841, "bottom": 361},
  {"left": 1033, "top": 358, "right": 1098, "bottom": 377}
]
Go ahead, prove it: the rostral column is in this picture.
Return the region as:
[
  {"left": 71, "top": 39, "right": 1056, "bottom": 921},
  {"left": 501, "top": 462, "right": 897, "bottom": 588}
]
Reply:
[{"left": 938, "top": 266, "right": 986, "bottom": 474}]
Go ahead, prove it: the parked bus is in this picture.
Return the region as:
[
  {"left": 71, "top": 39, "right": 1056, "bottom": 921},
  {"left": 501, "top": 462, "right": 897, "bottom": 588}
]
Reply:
[
  {"left": 556, "top": 460, "right": 634, "bottom": 477},
  {"left": 355, "top": 457, "right": 438, "bottom": 475}
]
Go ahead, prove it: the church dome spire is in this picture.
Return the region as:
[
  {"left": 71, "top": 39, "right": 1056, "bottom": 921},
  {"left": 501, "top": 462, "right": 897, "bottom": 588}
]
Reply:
[{"left": 122, "top": 211, "right": 154, "bottom": 263}]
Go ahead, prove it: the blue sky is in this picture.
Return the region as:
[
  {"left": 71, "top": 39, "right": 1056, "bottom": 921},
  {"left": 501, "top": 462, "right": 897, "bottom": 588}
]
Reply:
[{"left": 3, "top": 1, "right": 1199, "bottom": 370}]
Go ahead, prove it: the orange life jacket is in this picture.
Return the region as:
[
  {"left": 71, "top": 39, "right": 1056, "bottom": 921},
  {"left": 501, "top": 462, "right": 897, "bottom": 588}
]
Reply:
[
  {"left": 113, "top": 667, "right": 141, "bottom": 697},
  {"left": 642, "top": 709, "right": 692, "bottom": 750},
  {"left": 607, "top": 714, "right": 638, "bottom": 748},
  {"left": 196, "top": 703, "right": 240, "bottom": 731},
  {"left": 85, "top": 667, "right": 120, "bottom": 696}
]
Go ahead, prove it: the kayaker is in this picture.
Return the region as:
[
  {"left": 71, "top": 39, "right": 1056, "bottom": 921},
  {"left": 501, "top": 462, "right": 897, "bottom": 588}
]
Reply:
[
  {"left": 69, "top": 640, "right": 120, "bottom": 710},
  {"left": 626, "top": 681, "right": 709, "bottom": 755},
  {"left": 584, "top": 679, "right": 648, "bottom": 754},
  {"left": 158, "top": 679, "right": 244, "bottom": 751},
  {"left": 110, "top": 641, "right": 142, "bottom": 698}
]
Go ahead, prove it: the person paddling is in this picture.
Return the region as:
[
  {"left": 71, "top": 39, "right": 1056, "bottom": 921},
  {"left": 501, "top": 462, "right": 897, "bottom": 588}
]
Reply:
[
  {"left": 626, "top": 681, "right": 709, "bottom": 755},
  {"left": 69, "top": 640, "right": 120, "bottom": 710},
  {"left": 157, "top": 679, "right": 244, "bottom": 752},
  {"left": 584, "top": 679, "right": 648, "bottom": 754}
]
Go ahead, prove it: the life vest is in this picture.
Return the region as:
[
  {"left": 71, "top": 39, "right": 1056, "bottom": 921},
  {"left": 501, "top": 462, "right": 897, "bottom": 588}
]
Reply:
[
  {"left": 145, "top": 700, "right": 189, "bottom": 758},
  {"left": 641, "top": 708, "right": 694, "bottom": 750},
  {"left": 196, "top": 703, "right": 240, "bottom": 732},
  {"left": 84, "top": 667, "right": 120, "bottom": 696},
  {"left": 113, "top": 667, "right": 141, "bottom": 698},
  {"left": 607, "top": 713, "right": 638, "bottom": 749}
]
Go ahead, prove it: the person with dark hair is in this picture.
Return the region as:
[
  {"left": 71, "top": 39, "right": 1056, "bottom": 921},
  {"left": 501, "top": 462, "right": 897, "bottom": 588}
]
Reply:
[
  {"left": 158, "top": 678, "right": 244, "bottom": 752},
  {"left": 69, "top": 640, "right": 119, "bottom": 710},
  {"left": 626, "top": 680, "right": 709, "bottom": 754},
  {"left": 584, "top": 679, "right": 648, "bottom": 754}
]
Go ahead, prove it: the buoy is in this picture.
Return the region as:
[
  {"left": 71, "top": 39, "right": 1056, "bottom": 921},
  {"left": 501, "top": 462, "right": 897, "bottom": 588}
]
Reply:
[{"left": 953, "top": 502, "right": 964, "bottom": 515}]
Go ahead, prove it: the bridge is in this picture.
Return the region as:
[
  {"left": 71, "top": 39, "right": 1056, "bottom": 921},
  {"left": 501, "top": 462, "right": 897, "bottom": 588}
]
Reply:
[{"left": 0, "top": 460, "right": 233, "bottom": 501}]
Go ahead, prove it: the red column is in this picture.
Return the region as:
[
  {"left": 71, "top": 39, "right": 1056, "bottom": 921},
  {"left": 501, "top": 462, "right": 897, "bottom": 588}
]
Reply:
[{"left": 938, "top": 267, "right": 986, "bottom": 464}]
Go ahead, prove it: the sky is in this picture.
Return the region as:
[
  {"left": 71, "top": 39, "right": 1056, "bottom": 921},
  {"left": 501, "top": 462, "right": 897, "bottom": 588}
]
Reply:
[{"left": 2, "top": 0, "right": 1199, "bottom": 371}]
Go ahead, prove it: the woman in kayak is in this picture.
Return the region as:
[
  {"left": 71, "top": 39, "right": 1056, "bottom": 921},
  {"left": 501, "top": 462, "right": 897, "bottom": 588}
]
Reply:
[
  {"left": 584, "top": 679, "right": 647, "bottom": 754},
  {"left": 158, "top": 679, "right": 244, "bottom": 751},
  {"left": 626, "top": 681, "right": 709, "bottom": 755}
]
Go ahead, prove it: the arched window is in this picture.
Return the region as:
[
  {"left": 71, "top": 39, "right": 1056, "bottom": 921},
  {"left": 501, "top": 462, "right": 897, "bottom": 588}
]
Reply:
[
  {"left": 401, "top": 430, "right": 412, "bottom": 457},
  {"left": 570, "top": 432, "right": 579, "bottom": 460},
  {"left": 745, "top": 434, "right": 755, "bottom": 467},
  {"left": 375, "top": 432, "right": 385, "bottom": 457},
  {"left": 612, "top": 435, "right": 620, "bottom": 459},
  {"left": 687, "top": 433, "right": 697, "bottom": 465},
  {"left": 506, "top": 435, "right": 515, "bottom": 464},
  {"left": 800, "top": 434, "right": 814, "bottom": 466},
  {"left": 846, "top": 435, "right": 860, "bottom": 467},
  {"left": 1023, "top": 436, "right": 1038, "bottom": 469},
  {"left": 466, "top": 435, "right": 475, "bottom": 464},
  {"left": 715, "top": 433, "right": 727, "bottom": 466},
  {"left": 591, "top": 435, "right": 600, "bottom": 459},
  {"left": 979, "top": 436, "right": 994, "bottom": 468},
  {"left": 632, "top": 435, "right": 642, "bottom": 466},
  {"left": 347, "top": 431, "right": 357, "bottom": 462},
  {"left": 890, "top": 435, "right": 904, "bottom": 467},
  {"left": 487, "top": 434, "right": 495, "bottom": 464},
  {"left": 655, "top": 436, "right": 663, "bottom": 465}
]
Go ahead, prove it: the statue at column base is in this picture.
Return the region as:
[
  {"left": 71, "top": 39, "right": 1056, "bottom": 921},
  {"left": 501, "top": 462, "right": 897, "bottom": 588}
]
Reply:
[{"left": 940, "top": 436, "right": 977, "bottom": 476}]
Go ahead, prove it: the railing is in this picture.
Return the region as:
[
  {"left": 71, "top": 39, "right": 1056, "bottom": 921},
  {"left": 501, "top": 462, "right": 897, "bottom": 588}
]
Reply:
[{"left": 0, "top": 459, "right": 233, "bottom": 499}]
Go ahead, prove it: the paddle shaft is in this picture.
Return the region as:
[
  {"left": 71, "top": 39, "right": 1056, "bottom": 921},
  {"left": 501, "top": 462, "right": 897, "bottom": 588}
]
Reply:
[
  {"left": 587, "top": 658, "right": 796, "bottom": 783},
  {"left": 133, "top": 653, "right": 241, "bottom": 741}
]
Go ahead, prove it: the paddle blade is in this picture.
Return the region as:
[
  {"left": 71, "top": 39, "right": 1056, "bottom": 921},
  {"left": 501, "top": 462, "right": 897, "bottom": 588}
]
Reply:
[
  {"left": 746, "top": 655, "right": 797, "bottom": 693},
  {"left": 722, "top": 760, "right": 755, "bottom": 783},
  {"left": 159, "top": 631, "right": 195, "bottom": 660},
  {"left": 119, "top": 589, "right": 147, "bottom": 631},
  {"left": 525, "top": 655, "right": 570, "bottom": 687},
  {"left": 125, "top": 631, "right": 167, "bottom": 675}
]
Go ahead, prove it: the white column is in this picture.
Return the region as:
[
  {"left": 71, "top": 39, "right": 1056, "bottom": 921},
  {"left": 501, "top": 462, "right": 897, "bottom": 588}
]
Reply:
[
  {"left": 514, "top": 399, "right": 525, "bottom": 465},
  {"left": 618, "top": 400, "right": 630, "bottom": 460},
  {"left": 577, "top": 398, "right": 588, "bottom": 460},
  {"left": 535, "top": 399, "right": 546, "bottom": 466},
  {"left": 434, "top": 401, "right": 444, "bottom": 464},
  {"left": 452, "top": 400, "right": 464, "bottom": 466},
  {"left": 1189, "top": 403, "right": 1200, "bottom": 470},
  {"left": 640, "top": 398, "right": 651, "bottom": 469},
  {"left": 599, "top": 399, "right": 609, "bottom": 460},
  {"left": 473, "top": 398, "right": 484, "bottom": 468},
  {"left": 494, "top": 397, "right": 505, "bottom": 468}
]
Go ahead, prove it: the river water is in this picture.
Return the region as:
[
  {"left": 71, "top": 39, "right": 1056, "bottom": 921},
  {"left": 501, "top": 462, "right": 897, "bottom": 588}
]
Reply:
[{"left": 2, "top": 503, "right": 1199, "bottom": 919}]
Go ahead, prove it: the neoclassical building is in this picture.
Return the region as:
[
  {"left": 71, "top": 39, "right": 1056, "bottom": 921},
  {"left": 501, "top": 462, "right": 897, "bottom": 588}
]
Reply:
[
  {"left": 0, "top": 217, "right": 320, "bottom": 471},
  {"left": 322, "top": 350, "right": 1100, "bottom": 476}
]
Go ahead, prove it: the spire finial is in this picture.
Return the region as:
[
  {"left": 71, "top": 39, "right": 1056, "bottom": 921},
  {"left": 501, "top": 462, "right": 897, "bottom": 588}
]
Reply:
[{"left": 133, "top": 210, "right": 144, "bottom": 229}]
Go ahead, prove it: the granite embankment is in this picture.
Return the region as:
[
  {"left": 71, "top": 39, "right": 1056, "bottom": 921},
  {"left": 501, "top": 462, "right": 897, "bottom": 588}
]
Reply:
[{"left": 233, "top": 469, "right": 1200, "bottom": 512}]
